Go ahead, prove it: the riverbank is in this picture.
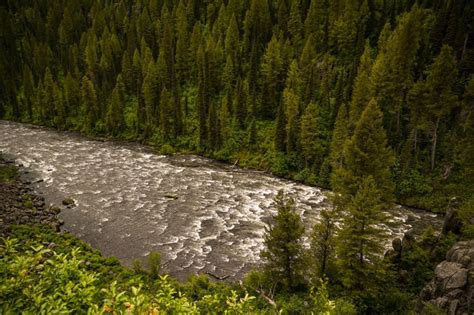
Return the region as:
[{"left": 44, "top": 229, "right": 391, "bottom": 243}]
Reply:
[
  {"left": 0, "top": 154, "right": 62, "bottom": 236},
  {"left": 0, "top": 119, "right": 449, "bottom": 215}
]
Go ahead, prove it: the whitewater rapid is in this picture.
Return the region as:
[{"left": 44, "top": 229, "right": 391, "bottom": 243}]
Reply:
[{"left": 0, "top": 121, "right": 442, "bottom": 280}]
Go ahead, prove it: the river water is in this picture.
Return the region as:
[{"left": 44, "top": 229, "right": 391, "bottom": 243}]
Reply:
[{"left": 0, "top": 120, "right": 443, "bottom": 280}]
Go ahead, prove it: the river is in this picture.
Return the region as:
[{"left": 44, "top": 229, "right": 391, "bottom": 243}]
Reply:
[{"left": 0, "top": 120, "right": 443, "bottom": 280}]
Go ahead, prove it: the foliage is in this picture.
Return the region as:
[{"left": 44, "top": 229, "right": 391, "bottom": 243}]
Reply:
[
  {"left": 0, "top": 163, "right": 18, "bottom": 183},
  {"left": 0, "top": 0, "right": 472, "bottom": 213},
  {"left": 0, "top": 226, "right": 261, "bottom": 314},
  {"left": 261, "top": 190, "right": 305, "bottom": 291}
]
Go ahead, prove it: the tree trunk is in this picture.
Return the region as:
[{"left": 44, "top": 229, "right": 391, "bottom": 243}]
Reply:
[{"left": 431, "top": 117, "right": 440, "bottom": 171}]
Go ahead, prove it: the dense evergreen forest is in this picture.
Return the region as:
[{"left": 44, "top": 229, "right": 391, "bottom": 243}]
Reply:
[
  {"left": 0, "top": 0, "right": 473, "bottom": 212},
  {"left": 1, "top": 0, "right": 474, "bottom": 313}
]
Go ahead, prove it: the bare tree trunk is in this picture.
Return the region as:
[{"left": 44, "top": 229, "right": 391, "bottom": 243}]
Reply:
[{"left": 431, "top": 117, "right": 440, "bottom": 171}]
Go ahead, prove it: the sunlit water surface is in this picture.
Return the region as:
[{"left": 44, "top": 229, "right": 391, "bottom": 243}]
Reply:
[{"left": 0, "top": 121, "right": 443, "bottom": 280}]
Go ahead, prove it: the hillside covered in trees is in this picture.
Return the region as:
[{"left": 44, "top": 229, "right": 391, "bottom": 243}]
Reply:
[
  {"left": 1, "top": 0, "right": 473, "bottom": 212},
  {"left": 1, "top": 1, "right": 474, "bottom": 313}
]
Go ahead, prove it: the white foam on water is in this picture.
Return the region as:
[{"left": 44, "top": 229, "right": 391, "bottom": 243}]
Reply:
[{"left": 0, "top": 121, "right": 444, "bottom": 280}]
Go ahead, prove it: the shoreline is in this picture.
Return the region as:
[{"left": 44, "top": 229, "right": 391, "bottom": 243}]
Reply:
[
  {"left": 0, "top": 119, "right": 444, "bottom": 216},
  {"left": 0, "top": 155, "right": 62, "bottom": 236}
]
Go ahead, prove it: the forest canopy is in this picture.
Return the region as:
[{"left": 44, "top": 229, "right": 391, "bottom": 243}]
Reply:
[{"left": 0, "top": 0, "right": 473, "bottom": 210}]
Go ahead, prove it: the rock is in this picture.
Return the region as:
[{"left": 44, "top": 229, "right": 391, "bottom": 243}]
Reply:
[
  {"left": 50, "top": 206, "right": 61, "bottom": 214},
  {"left": 47, "top": 242, "right": 57, "bottom": 249},
  {"left": 62, "top": 197, "right": 75, "bottom": 206},
  {"left": 392, "top": 238, "right": 402, "bottom": 254},
  {"left": 446, "top": 268, "right": 468, "bottom": 290},
  {"left": 435, "top": 261, "right": 463, "bottom": 281},
  {"left": 449, "top": 299, "right": 460, "bottom": 315},
  {"left": 419, "top": 240, "right": 474, "bottom": 314},
  {"left": 164, "top": 194, "right": 178, "bottom": 200},
  {"left": 442, "top": 198, "right": 462, "bottom": 236}
]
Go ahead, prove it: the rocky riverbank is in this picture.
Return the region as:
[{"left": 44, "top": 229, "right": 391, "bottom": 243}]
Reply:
[
  {"left": 0, "top": 155, "right": 62, "bottom": 236},
  {"left": 419, "top": 240, "right": 474, "bottom": 314}
]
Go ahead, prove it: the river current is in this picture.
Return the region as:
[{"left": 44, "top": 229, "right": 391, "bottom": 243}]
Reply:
[{"left": 0, "top": 121, "right": 443, "bottom": 280}]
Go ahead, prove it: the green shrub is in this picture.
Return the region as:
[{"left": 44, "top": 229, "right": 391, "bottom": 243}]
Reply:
[{"left": 160, "top": 143, "right": 175, "bottom": 155}]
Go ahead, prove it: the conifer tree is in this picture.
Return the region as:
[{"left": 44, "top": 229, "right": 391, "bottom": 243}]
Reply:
[
  {"left": 143, "top": 62, "right": 159, "bottom": 131},
  {"left": 310, "top": 209, "right": 335, "bottom": 280},
  {"left": 234, "top": 78, "right": 247, "bottom": 129},
  {"left": 225, "top": 14, "right": 240, "bottom": 69},
  {"left": 159, "top": 87, "right": 173, "bottom": 143},
  {"left": 274, "top": 102, "right": 287, "bottom": 153},
  {"left": 332, "top": 98, "right": 395, "bottom": 204},
  {"left": 22, "top": 65, "right": 34, "bottom": 119},
  {"left": 197, "top": 43, "right": 208, "bottom": 148},
  {"left": 336, "top": 176, "right": 390, "bottom": 296},
  {"left": 459, "top": 76, "right": 474, "bottom": 178},
  {"left": 261, "top": 190, "right": 305, "bottom": 291},
  {"left": 423, "top": 45, "right": 458, "bottom": 171},
  {"left": 175, "top": 0, "right": 190, "bottom": 84},
  {"left": 300, "top": 102, "right": 328, "bottom": 170},
  {"left": 370, "top": 6, "right": 425, "bottom": 143},
  {"left": 329, "top": 103, "right": 349, "bottom": 168},
  {"left": 299, "top": 35, "right": 317, "bottom": 105},
  {"left": 42, "top": 67, "right": 55, "bottom": 126},
  {"left": 349, "top": 41, "right": 373, "bottom": 128},
  {"left": 106, "top": 75, "right": 126, "bottom": 136},
  {"left": 304, "top": 0, "right": 329, "bottom": 47},
  {"left": 284, "top": 88, "right": 300, "bottom": 154},
  {"left": 63, "top": 72, "right": 80, "bottom": 121},
  {"left": 81, "top": 75, "right": 99, "bottom": 133},
  {"left": 288, "top": 0, "right": 303, "bottom": 48},
  {"left": 260, "top": 35, "right": 284, "bottom": 119},
  {"left": 52, "top": 82, "right": 66, "bottom": 129},
  {"left": 207, "top": 101, "right": 219, "bottom": 150}
]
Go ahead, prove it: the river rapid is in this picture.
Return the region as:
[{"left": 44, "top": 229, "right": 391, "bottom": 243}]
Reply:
[{"left": 0, "top": 121, "right": 443, "bottom": 280}]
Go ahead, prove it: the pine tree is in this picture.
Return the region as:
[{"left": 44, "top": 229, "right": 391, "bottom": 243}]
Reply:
[
  {"left": 42, "top": 67, "right": 55, "bottom": 126},
  {"left": 274, "top": 101, "right": 287, "bottom": 153},
  {"left": 309, "top": 208, "right": 335, "bottom": 280},
  {"left": 370, "top": 6, "right": 425, "bottom": 144},
  {"left": 288, "top": 0, "right": 303, "bottom": 48},
  {"left": 234, "top": 78, "right": 247, "bottom": 129},
  {"left": 225, "top": 14, "right": 240, "bottom": 68},
  {"left": 299, "top": 35, "right": 317, "bottom": 105},
  {"left": 300, "top": 102, "right": 328, "bottom": 170},
  {"left": 284, "top": 88, "right": 300, "bottom": 154},
  {"left": 260, "top": 35, "right": 284, "bottom": 119},
  {"left": 22, "top": 65, "right": 34, "bottom": 120},
  {"left": 349, "top": 41, "right": 373, "bottom": 128},
  {"left": 143, "top": 62, "right": 159, "bottom": 131},
  {"left": 332, "top": 98, "right": 395, "bottom": 204},
  {"left": 159, "top": 87, "right": 173, "bottom": 143},
  {"left": 329, "top": 103, "right": 349, "bottom": 168},
  {"left": 304, "top": 0, "right": 329, "bottom": 51},
  {"left": 336, "top": 176, "right": 390, "bottom": 295},
  {"left": 106, "top": 75, "right": 126, "bottom": 136},
  {"left": 423, "top": 45, "right": 458, "bottom": 171},
  {"left": 175, "top": 0, "right": 190, "bottom": 84},
  {"left": 197, "top": 43, "right": 208, "bottom": 148},
  {"left": 52, "top": 81, "right": 66, "bottom": 129},
  {"left": 81, "top": 75, "right": 99, "bottom": 133},
  {"left": 459, "top": 76, "right": 474, "bottom": 179},
  {"left": 207, "top": 101, "right": 219, "bottom": 150},
  {"left": 261, "top": 190, "right": 305, "bottom": 291},
  {"left": 63, "top": 72, "right": 80, "bottom": 121}
]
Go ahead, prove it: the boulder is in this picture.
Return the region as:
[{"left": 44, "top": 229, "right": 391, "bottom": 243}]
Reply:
[
  {"left": 419, "top": 240, "right": 474, "bottom": 314},
  {"left": 442, "top": 198, "right": 463, "bottom": 236}
]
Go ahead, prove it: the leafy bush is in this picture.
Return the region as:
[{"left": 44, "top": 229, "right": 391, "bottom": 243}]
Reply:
[
  {"left": 160, "top": 143, "right": 175, "bottom": 155},
  {"left": 0, "top": 226, "right": 261, "bottom": 314},
  {"left": 0, "top": 163, "right": 18, "bottom": 182}
]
